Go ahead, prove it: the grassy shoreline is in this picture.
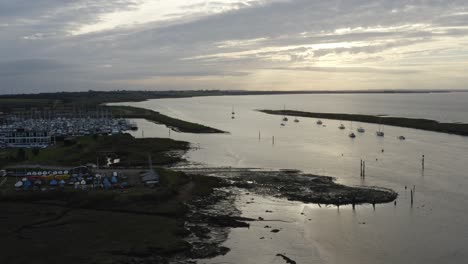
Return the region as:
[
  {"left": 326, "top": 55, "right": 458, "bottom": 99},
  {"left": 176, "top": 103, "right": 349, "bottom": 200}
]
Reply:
[
  {"left": 108, "top": 105, "right": 225, "bottom": 134},
  {"left": 259, "top": 109, "right": 468, "bottom": 136}
]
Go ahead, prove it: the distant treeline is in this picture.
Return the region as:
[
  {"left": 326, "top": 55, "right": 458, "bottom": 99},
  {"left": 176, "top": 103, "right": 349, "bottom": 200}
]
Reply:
[{"left": 0, "top": 89, "right": 460, "bottom": 109}]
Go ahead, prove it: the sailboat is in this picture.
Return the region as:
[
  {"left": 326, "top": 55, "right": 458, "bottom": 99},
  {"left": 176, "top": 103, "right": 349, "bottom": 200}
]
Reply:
[
  {"left": 141, "top": 154, "right": 160, "bottom": 186},
  {"left": 349, "top": 121, "right": 356, "bottom": 138},
  {"left": 282, "top": 105, "right": 288, "bottom": 122},
  {"left": 376, "top": 121, "right": 385, "bottom": 137}
]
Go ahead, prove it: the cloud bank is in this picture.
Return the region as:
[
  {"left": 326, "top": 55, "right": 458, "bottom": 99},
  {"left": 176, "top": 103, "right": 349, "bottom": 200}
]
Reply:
[{"left": 1, "top": 0, "right": 468, "bottom": 93}]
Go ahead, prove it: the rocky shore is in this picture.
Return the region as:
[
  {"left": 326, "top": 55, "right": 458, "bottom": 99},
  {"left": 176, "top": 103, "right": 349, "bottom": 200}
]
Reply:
[{"left": 180, "top": 168, "right": 398, "bottom": 206}]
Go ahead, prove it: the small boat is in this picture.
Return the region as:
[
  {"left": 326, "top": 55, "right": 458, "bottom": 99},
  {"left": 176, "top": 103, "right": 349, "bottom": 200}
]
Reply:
[
  {"left": 317, "top": 120, "right": 323, "bottom": 125},
  {"left": 357, "top": 127, "right": 365, "bottom": 133},
  {"left": 280, "top": 122, "right": 286, "bottom": 126},
  {"left": 294, "top": 118, "right": 299, "bottom": 123},
  {"left": 349, "top": 132, "right": 356, "bottom": 138},
  {"left": 232, "top": 115, "right": 235, "bottom": 119},
  {"left": 231, "top": 106, "right": 235, "bottom": 115},
  {"left": 282, "top": 105, "right": 288, "bottom": 122},
  {"left": 339, "top": 124, "right": 345, "bottom": 129},
  {"left": 376, "top": 120, "right": 385, "bottom": 137},
  {"left": 398, "top": 136, "right": 406, "bottom": 140}
]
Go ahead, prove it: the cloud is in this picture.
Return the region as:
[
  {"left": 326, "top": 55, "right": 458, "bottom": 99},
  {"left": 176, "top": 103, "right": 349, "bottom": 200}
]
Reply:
[{"left": 1, "top": 0, "right": 468, "bottom": 94}]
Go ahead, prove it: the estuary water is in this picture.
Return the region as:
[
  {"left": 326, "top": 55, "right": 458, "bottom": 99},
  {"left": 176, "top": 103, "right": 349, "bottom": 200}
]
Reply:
[{"left": 111, "top": 92, "right": 468, "bottom": 264}]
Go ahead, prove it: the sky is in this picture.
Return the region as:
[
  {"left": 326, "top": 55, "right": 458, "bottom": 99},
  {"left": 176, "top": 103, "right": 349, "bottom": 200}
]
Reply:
[{"left": 1, "top": 0, "right": 468, "bottom": 94}]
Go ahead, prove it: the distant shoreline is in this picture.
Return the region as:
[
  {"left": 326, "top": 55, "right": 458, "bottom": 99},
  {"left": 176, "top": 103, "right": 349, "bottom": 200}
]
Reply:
[
  {"left": 259, "top": 110, "right": 468, "bottom": 136},
  {"left": 1, "top": 88, "right": 467, "bottom": 98}
]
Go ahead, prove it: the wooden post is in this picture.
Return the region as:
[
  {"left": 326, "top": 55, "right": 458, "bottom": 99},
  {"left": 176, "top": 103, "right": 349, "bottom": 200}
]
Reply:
[
  {"left": 272, "top": 136, "right": 275, "bottom": 145},
  {"left": 422, "top": 155, "right": 425, "bottom": 170},
  {"left": 259, "top": 131, "right": 261, "bottom": 141},
  {"left": 410, "top": 189, "right": 414, "bottom": 206},
  {"left": 360, "top": 160, "right": 363, "bottom": 177},
  {"left": 363, "top": 161, "right": 366, "bottom": 178}
]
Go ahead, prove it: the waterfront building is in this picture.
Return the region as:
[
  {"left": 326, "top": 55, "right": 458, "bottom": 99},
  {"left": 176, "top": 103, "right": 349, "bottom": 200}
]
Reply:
[{"left": 0, "top": 128, "right": 51, "bottom": 148}]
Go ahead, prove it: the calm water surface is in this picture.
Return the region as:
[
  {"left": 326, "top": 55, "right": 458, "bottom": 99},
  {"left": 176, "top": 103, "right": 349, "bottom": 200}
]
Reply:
[{"left": 111, "top": 93, "right": 468, "bottom": 264}]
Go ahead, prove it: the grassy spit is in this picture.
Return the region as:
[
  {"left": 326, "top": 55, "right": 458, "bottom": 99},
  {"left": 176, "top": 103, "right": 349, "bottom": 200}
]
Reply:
[
  {"left": 260, "top": 110, "right": 468, "bottom": 136},
  {"left": 108, "top": 105, "right": 225, "bottom": 134}
]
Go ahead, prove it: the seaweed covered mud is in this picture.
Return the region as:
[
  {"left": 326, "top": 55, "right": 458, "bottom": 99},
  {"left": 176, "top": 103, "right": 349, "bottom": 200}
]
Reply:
[{"left": 177, "top": 167, "right": 398, "bottom": 207}]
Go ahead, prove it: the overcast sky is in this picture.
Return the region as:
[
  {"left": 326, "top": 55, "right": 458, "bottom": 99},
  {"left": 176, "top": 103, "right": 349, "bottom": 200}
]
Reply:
[{"left": 1, "top": 0, "right": 468, "bottom": 94}]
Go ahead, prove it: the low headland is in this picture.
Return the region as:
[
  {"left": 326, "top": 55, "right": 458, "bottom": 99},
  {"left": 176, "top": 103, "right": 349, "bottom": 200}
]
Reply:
[{"left": 259, "top": 110, "right": 468, "bottom": 136}]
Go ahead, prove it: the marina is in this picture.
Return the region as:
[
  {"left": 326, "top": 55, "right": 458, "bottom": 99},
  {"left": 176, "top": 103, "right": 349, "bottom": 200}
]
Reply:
[{"left": 0, "top": 111, "right": 137, "bottom": 148}]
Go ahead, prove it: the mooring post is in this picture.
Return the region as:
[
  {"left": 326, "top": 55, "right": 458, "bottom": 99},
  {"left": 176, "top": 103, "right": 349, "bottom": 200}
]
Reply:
[
  {"left": 410, "top": 189, "right": 414, "bottom": 205},
  {"left": 363, "top": 161, "right": 366, "bottom": 178},
  {"left": 422, "top": 155, "right": 425, "bottom": 170},
  {"left": 272, "top": 136, "right": 275, "bottom": 145},
  {"left": 259, "top": 131, "right": 261, "bottom": 141},
  {"left": 360, "top": 160, "right": 363, "bottom": 177}
]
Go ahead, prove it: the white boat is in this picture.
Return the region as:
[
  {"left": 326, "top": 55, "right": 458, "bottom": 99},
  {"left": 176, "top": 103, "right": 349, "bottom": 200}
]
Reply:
[
  {"left": 357, "top": 127, "right": 365, "bottom": 133},
  {"left": 376, "top": 120, "right": 385, "bottom": 137}
]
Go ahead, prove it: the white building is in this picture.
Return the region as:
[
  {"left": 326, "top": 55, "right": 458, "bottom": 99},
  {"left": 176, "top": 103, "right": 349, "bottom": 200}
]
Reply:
[{"left": 0, "top": 128, "right": 51, "bottom": 148}]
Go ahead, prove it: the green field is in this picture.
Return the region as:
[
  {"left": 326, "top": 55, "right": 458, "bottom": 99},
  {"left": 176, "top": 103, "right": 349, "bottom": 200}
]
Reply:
[{"left": 0, "top": 134, "right": 189, "bottom": 168}]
